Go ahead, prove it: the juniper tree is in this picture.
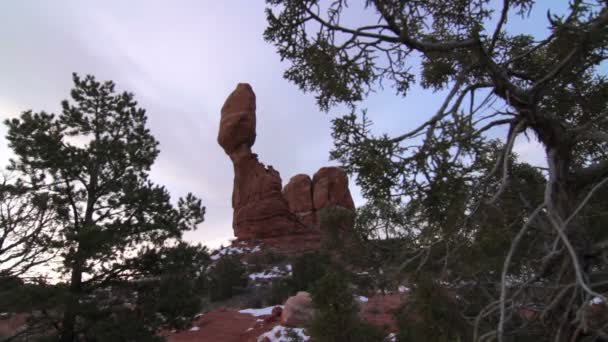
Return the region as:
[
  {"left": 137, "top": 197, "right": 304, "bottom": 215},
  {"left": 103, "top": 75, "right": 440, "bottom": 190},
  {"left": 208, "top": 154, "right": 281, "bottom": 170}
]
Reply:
[
  {"left": 265, "top": 1, "right": 608, "bottom": 340},
  {"left": 4, "top": 74, "right": 205, "bottom": 341}
]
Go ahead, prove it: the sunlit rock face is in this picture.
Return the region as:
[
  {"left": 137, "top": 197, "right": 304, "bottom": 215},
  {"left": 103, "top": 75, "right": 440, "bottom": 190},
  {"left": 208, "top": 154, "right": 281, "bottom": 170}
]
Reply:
[{"left": 218, "top": 83, "right": 355, "bottom": 250}]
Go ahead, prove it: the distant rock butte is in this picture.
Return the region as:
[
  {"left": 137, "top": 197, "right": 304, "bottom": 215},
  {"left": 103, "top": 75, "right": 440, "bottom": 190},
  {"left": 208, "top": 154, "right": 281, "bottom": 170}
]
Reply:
[{"left": 218, "top": 83, "right": 355, "bottom": 250}]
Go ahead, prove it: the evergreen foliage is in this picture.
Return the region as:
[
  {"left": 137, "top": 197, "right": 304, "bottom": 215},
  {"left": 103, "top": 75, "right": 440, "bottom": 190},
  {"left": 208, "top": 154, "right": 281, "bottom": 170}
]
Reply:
[
  {"left": 3, "top": 73, "right": 205, "bottom": 341},
  {"left": 207, "top": 256, "right": 247, "bottom": 301},
  {"left": 395, "top": 276, "right": 469, "bottom": 342},
  {"left": 308, "top": 272, "right": 384, "bottom": 342}
]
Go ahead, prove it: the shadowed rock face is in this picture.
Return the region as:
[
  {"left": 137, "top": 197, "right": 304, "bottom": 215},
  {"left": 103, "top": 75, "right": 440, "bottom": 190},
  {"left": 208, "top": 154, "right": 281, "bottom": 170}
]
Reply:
[{"left": 218, "top": 83, "right": 355, "bottom": 245}]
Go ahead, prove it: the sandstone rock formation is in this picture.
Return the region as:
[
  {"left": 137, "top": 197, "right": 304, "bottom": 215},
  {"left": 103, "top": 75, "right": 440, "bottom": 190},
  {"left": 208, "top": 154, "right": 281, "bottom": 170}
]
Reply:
[{"left": 218, "top": 83, "right": 355, "bottom": 246}]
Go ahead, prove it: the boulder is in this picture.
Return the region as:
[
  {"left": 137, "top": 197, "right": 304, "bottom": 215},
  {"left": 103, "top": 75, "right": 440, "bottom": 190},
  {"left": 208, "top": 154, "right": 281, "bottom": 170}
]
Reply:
[
  {"left": 281, "top": 291, "right": 314, "bottom": 327},
  {"left": 312, "top": 167, "right": 355, "bottom": 210},
  {"left": 218, "top": 83, "right": 257, "bottom": 156},
  {"left": 360, "top": 293, "right": 404, "bottom": 332}
]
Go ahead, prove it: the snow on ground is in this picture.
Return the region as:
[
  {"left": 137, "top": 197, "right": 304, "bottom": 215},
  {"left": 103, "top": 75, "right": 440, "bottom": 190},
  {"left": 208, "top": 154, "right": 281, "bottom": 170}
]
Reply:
[
  {"left": 210, "top": 243, "right": 262, "bottom": 261},
  {"left": 189, "top": 326, "right": 200, "bottom": 332},
  {"left": 239, "top": 305, "right": 283, "bottom": 317},
  {"left": 590, "top": 296, "right": 605, "bottom": 305},
  {"left": 249, "top": 265, "right": 292, "bottom": 280},
  {"left": 385, "top": 332, "right": 397, "bottom": 341},
  {"left": 398, "top": 286, "right": 410, "bottom": 293},
  {"left": 257, "top": 325, "right": 310, "bottom": 342}
]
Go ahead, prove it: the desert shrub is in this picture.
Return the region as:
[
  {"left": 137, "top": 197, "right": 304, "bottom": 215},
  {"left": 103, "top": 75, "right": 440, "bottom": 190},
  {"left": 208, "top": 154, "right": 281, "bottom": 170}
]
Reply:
[
  {"left": 246, "top": 250, "right": 282, "bottom": 273},
  {"left": 207, "top": 257, "right": 247, "bottom": 301},
  {"left": 395, "top": 276, "right": 469, "bottom": 342},
  {"left": 269, "top": 278, "right": 293, "bottom": 305},
  {"left": 134, "top": 274, "right": 203, "bottom": 329},
  {"left": 132, "top": 242, "right": 210, "bottom": 329},
  {"left": 0, "top": 276, "right": 66, "bottom": 313},
  {"left": 308, "top": 272, "right": 384, "bottom": 342},
  {"left": 290, "top": 252, "right": 331, "bottom": 293},
  {"left": 84, "top": 308, "right": 165, "bottom": 342}
]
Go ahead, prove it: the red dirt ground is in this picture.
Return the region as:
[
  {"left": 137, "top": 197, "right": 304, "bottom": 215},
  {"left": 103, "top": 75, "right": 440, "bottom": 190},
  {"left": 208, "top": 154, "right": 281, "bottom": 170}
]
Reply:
[
  {"left": 163, "top": 308, "right": 280, "bottom": 342},
  {"left": 164, "top": 292, "right": 407, "bottom": 341}
]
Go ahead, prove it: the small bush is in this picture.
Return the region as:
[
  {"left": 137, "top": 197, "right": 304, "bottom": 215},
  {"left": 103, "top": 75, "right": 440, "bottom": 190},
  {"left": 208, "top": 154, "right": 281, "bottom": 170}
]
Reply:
[
  {"left": 206, "top": 257, "right": 247, "bottom": 301},
  {"left": 135, "top": 274, "right": 203, "bottom": 329},
  {"left": 246, "top": 250, "right": 282, "bottom": 273},
  {"left": 84, "top": 308, "right": 165, "bottom": 342},
  {"left": 133, "top": 242, "right": 211, "bottom": 329},
  {"left": 308, "top": 272, "right": 384, "bottom": 342}
]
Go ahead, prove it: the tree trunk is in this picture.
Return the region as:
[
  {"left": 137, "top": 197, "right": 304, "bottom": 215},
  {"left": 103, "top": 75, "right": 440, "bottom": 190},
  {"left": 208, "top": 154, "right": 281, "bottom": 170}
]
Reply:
[
  {"left": 544, "top": 140, "right": 592, "bottom": 341},
  {"left": 60, "top": 182, "right": 96, "bottom": 342},
  {"left": 60, "top": 253, "right": 83, "bottom": 342}
]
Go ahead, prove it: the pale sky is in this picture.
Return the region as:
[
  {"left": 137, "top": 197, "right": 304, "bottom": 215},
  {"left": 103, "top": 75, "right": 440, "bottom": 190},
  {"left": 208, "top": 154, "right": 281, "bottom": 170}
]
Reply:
[{"left": 0, "top": 1, "right": 558, "bottom": 248}]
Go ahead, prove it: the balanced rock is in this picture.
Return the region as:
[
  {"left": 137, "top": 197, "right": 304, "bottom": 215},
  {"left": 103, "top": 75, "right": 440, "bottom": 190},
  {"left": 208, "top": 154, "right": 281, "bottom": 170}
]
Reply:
[
  {"left": 219, "top": 84, "right": 303, "bottom": 240},
  {"left": 218, "top": 83, "right": 356, "bottom": 249},
  {"left": 218, "top": 83, "right": 257, "bottom": 156}
]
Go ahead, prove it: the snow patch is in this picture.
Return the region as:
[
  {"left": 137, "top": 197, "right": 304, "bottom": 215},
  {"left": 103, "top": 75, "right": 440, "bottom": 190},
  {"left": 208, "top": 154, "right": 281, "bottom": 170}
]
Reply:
[
  {"left": 398, "top": 286, "right": 410, "bottom": 293},
  {"left": 249, "top": 266, "right": 291, "bottom": 280},
  {"left": 210, "top": 243, "right": 262, "bottom": 260},
  {"left": 239, "top": 305, "right": 283, "bottom": 317},
  {"left": 189, "top": 326, "right": 200, "bottom": 332},
  {"left": 385, "top": 332, "right": 397, "bottom": 341},
  {"left": 257, "top": 325, "right": 309, "bottom": 342},
  {"left": 590, "top": 296, "right": 605, "bottom": 305},
  {"left": 356, "top": 295, "right": 369, "bottom": 303}
]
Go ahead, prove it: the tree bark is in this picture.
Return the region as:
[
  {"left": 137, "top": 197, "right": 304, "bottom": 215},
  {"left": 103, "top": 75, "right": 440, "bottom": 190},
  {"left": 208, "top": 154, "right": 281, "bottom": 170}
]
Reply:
[{"left": 59, "top": 253, "right": 83, "bottom": 342}]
